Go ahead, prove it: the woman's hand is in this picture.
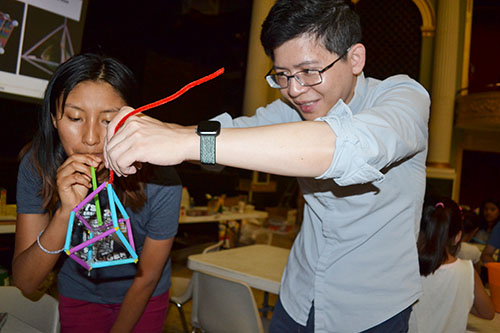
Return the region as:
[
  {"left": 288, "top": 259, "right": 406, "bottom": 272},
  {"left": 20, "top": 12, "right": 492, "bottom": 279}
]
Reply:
[
  {"left": 56, "top": 154, "right": 101, "bottom": 212},
  {"left": 104, "top": 106, "right": 197, "bottom": 177},
  {"left": 12, "top": 154, "right": 99, "bottom": 294}
]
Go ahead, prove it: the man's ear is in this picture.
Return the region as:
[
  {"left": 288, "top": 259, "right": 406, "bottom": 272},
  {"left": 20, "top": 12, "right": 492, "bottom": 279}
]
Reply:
[{"left": 348, "top": 43, "right": 365, "bottom": 76}]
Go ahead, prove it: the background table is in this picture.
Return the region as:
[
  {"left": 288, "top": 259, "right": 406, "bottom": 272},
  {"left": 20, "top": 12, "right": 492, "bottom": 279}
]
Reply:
[
  {"left": 180, "top": 208, "right": 268, "bottom": 247},
  {"left": 1, "top": 208, "right": 268, "bottom": 234},
  {"left": 0, "top": 217, "right": 16, "bottom": 234},
  {"left": 467, "top": 312, "right": 500, "bottom": 332},
  {"left": 179, "top": 208, "right": 268, "bottom": 224},
  {"left": 187, "top": 244, "right": 289, "bottom": 294}
]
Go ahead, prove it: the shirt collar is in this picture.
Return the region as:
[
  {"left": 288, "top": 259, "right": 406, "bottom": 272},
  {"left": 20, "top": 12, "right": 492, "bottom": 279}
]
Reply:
[
  {"left": 324, "top": 72, "right": 366, "bottom": 117},
  {"left": 347, "top": 72, "right": 365, "bottom": 113}
]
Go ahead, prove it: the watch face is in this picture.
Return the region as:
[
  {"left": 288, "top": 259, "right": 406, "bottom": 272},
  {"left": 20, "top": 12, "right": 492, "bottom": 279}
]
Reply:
[{"left": 198, "top": 121, "right": 221, "bottom": 135}]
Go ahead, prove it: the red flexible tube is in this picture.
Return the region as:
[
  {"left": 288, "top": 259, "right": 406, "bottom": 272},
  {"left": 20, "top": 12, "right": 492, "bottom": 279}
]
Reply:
[{"left": 109, "top": 67, "right": 224, "bottom": 184}]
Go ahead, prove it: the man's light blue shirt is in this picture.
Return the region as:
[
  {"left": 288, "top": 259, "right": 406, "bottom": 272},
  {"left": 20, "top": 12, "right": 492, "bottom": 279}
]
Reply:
[{"left": 214, "top": 73, "right": 430, "bottom": 332}]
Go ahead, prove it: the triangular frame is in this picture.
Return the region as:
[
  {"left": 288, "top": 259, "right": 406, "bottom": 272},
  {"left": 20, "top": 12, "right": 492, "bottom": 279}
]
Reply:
[
  {"left": 64, "top": 182, "right": 138, "bottom": 271},
  {"left": 21, "top": 18, "right": 74, "bottom": 75}
]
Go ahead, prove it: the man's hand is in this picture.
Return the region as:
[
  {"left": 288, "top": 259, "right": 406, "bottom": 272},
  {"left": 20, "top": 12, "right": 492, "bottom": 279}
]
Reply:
[{"left": 104, "top": 106, "right": 197, "bottom": 177}]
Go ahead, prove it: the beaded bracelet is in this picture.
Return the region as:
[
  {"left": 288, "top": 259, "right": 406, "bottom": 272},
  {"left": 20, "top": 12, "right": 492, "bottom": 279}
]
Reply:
[{"left": 37, "top": 229, "right": 64, "bottom": 254}]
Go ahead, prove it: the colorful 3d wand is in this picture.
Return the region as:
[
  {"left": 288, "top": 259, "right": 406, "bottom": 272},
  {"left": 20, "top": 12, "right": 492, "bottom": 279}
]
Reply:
[{"left": 63, "top": 167, "right": 138, "bottom": 271}]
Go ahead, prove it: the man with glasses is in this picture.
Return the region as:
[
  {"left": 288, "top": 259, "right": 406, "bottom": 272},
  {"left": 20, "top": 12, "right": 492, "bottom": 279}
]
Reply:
[{"left": 105, "top": 0, "right": 430, "bottom": 331}]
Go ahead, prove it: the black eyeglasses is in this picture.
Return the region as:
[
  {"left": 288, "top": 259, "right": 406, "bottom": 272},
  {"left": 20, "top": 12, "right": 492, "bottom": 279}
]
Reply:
[{"left": 265, "top": 49, "right": 350, "bottom": 89}]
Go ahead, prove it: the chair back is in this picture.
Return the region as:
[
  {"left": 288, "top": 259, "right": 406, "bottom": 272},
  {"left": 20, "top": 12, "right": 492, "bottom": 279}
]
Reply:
[
  {"left": 202, "top": 240, "right": 224, "bottom": 254},
  {"left": 0, "top": 286, "right": 59, "bottom": 333},
  {"left": 170, "top": 240, "right": 223, "bottom": 303},
  {"left": 191, "top": 271, "right": 265, "bottom": 333},
  {"left": 169, "top": 240, "right": 225, "bottom": 333}
]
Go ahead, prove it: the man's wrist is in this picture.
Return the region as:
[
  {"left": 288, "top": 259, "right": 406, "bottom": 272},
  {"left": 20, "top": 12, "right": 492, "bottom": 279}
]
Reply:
[
  {"left": 176, "top": 126, "right": 199, "bottom": 162},
  {"left": 196, "top": 121, "right": 221, "bottom": 165}
]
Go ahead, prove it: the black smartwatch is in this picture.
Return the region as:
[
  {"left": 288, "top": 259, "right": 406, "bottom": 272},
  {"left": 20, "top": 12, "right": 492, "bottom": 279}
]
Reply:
[{"left": 196, "top": 120, "right": 221, "bottom": 165}]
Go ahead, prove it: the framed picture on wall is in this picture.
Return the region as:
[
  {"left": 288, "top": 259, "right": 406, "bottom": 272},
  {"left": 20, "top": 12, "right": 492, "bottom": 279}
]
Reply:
[{"left": 0, "top": 0, "right": 86, "bottom": 100}]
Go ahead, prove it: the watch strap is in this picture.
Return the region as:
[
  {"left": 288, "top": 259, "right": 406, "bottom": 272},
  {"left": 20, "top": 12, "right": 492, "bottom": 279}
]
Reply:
[{"left": 200, "top": 134, "right": 216, "bottom": 165}]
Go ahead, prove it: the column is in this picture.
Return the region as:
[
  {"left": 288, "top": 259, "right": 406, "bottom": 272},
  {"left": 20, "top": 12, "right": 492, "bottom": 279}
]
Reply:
[
  {"left": 427, "top": 0, "right": 460, "bottom": 167},
  {"left": 242, "top": 0, "right": 276, "bottom": 116}
]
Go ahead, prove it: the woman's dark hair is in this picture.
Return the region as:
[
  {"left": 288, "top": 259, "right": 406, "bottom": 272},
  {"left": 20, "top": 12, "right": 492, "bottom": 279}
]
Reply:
[
  {"left": 21, "top": 53, "right": 145, "bottom": 211},
  {"left": 260, "top": 0, "right": 362, "bottom": 60},
  {"left": 417, "top": 196, "right": 463, "bottom": 276},
  {"left": 462, "top": 209, "right": 480, "bottom": 236}
]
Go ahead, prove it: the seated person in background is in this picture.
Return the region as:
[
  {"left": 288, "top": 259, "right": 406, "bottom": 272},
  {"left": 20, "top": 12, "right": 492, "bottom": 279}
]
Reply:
[
  {"left": 409, "top": 196, "right": 494, "bottom": 333},
  {"left": 457, "top": 209, "right": 482, "bottom": 269},
  {"left": 481, "top": 213, "right": 500, "bottom": 263},
  {"left": 473, "top": 199, "right": 500, "bottom": 244}
]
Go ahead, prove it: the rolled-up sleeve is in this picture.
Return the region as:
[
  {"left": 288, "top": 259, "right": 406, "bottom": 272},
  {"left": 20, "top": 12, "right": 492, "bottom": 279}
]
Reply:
[
  {"left": 316, "top": 75, "right": 430, "bottom": 186},
  {"left": 316, "top": 100, "right": 384, "bottom": 185}
]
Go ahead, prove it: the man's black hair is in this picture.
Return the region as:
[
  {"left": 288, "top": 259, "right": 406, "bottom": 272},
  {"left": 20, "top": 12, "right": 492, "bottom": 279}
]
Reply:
[{"left": 261, "top": 0, "right": 362, "bottom": 60}]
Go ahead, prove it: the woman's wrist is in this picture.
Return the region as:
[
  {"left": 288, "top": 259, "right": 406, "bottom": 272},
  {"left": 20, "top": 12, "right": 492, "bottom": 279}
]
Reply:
[
  {"left": 36, "top": 208, "right": 70, "bottom": 254},
  {"left": 53, "top": 205, "right": 73, "bottom": 224},
  {"left": 56, "top": 204, "right": 72, "bottom": 214},
  {"left": 37, "top": 229, "right": 65, "bottom": 254}
]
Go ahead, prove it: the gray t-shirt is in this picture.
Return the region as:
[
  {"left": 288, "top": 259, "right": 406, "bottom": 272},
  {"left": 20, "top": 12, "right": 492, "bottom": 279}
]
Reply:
[{"left": 16, "top": 151, "right": 182, "bottom": 303}]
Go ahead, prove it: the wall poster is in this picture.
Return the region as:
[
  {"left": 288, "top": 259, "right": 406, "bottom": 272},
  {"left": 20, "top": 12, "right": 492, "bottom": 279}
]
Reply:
[{"left": 0, "top": 0, "right": 86, "bottom": 100}]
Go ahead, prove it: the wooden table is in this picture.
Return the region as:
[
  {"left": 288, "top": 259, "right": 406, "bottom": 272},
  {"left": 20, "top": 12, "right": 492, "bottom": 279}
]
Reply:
[{"left": 187, "top": 244, "right": 289, "bottom": 294}]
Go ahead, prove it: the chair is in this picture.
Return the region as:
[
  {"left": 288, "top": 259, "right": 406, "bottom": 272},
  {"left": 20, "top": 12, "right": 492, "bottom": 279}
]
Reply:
[
  {"left": 170, "top": 240, "right": 223, "bottom": 333},
  {"left": 0, "top": 286, "right": 60, "bottom": 333},
  {"left": 191, "top": 271, "right": 269, "bottom": 333}
]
